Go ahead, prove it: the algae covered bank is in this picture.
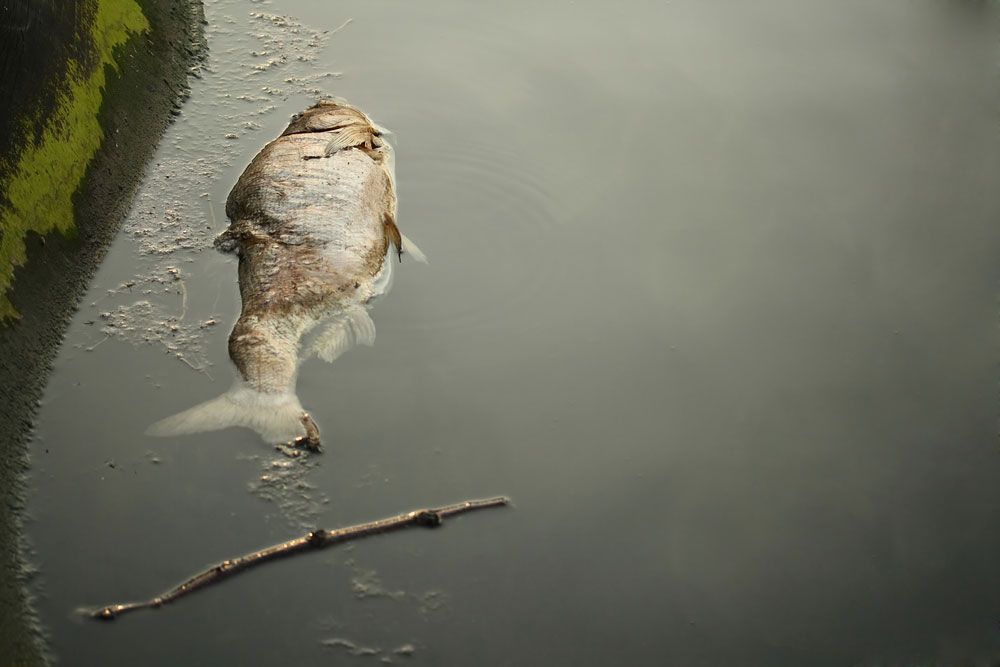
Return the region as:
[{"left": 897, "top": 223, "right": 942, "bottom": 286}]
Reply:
[{"left": 0, "top": 0, "right": 204, "bottom": 662}]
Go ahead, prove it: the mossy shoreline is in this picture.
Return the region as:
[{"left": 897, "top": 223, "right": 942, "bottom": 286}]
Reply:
[
  {"left": 0, "top": 1, "right": 206, "bottom": 664},
  {"left": 0, "top": 0, "right": 150, "bottom": 322}
]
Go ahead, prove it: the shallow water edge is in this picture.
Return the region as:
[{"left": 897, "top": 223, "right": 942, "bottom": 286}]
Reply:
[{"left": 0, "top": 1, "right": 205, "bottom": 663}]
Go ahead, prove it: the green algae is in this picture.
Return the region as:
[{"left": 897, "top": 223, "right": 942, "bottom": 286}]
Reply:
[{"left": 0, "top": 0, "right": 149, "bottom": 322}]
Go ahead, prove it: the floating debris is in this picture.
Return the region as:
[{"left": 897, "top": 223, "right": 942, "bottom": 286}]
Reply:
[
  {"left": 349, "top": 566, "right": 405, "bottom": 601},
  {"left": 417, "top": 590, "right": 448, "bottom": 616},
  {"left": 241, "top": 453, "right": 330, "bottom": 531},
  {"left": 77, "top": 300, "right": 214, "bottom": 378},
  {"left": 393, "top": 644, "right": 416, "bottom": 657},
  {"left": 319, "top": 637, "right": 417, "bottom": 662},
  {"left": 320, "top": 638, "right": 383, "bottom": 658}
]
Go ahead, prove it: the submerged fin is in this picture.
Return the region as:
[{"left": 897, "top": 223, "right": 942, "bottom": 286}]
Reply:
[
  {"left": 214, "top": 228, "right": 240, "bottom": 254},
  {"left": 309, "top": 307, "right": 376, "bottom": 363},
  {"left": 384, "top": 215, "right": 403, "bottom": 261},
  {"left": 383, "top": 213, "right": 427, "bottom": 264},
  {"left": 146, "top": 384, "right": 308, "bottom": 444},
  {"left": 401, "top": 233, "right": 427, "bottom": 263}
]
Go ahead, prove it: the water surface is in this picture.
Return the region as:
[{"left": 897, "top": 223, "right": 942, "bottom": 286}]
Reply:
[{"left": 26, "top": 0, "right": 1000, "bottom": 665}]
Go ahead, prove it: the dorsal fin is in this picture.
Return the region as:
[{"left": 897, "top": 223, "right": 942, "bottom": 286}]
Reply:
[{"left": 323, "top": 123, "right": 374, "bottom": 156}]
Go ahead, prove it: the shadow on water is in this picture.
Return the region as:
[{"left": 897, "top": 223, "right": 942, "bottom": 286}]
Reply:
[{"left": 21, "top": 0, "right": 1000, "bottom": 665}]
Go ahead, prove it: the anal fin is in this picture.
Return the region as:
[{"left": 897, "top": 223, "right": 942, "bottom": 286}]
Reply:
[
  {"left": 323, "top": 125, "right": 372, "bottom": 157},
  {"left": 309, "top": 306, "right": 376, "bottom": 363}
]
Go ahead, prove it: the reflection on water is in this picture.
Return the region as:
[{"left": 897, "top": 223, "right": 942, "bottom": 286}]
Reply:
[{"left": 25, "top": 0, "right": 1000, "bottom": 665}]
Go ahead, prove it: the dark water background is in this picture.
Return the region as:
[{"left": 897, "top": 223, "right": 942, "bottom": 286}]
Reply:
[{"left": 24, "top": 0, "right": 1000, "bottom": 664}]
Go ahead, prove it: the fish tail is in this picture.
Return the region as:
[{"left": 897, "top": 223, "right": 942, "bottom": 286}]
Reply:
[{"left": 146, "top": 383, "right": 309, "bottom": 444}]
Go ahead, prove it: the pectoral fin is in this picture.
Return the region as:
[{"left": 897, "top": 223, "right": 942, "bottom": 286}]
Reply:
[
  {"left": 324, "top": 125, "right": 373, "bottom": 157},
  {"left": 214, "top": 228, "right": 240, "bottom": 254},
  {"left": 400, "top": 233, "right": 427, "bottom": 263},
  {"left": 384, "top": 214, "right": 427, "bottom": 264},
  {"left": 384, "top": 214, "right": 403, "bottom": 262}
]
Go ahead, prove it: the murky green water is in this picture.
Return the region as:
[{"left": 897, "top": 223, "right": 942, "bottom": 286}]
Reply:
[{"left": 25, "top": 0, "right": 1000, "bottom": 664}]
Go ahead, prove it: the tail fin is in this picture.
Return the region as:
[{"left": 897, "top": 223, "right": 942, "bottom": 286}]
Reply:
[{"left": 146, "top": 383, "right": 308, "bottom": 444}]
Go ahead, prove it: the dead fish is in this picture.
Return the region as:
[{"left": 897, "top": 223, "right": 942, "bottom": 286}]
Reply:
[{"left": 148, "top": 100, "right": 425, "bottom": 448}]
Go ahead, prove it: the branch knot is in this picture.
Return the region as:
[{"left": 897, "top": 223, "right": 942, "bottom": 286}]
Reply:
[{"left": 415, "top": 510, "right": 442, "bottom": 527}]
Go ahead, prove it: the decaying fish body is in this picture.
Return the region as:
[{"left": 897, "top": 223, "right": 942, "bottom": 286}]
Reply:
[{"left": 149, "top": 100, "right": 424, "bottom": 446}]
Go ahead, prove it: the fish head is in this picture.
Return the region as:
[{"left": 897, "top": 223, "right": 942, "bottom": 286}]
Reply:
[{"left": 283, "top": 99, "right": 388, "bottom": 138}]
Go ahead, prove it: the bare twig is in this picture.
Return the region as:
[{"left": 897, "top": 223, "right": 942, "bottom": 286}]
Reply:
[
  {"left": 329, "top": 17, "right": 353, "bottom": 35},
  {"left": 84, "top": 334, "right": 110, "bottom": 352},
  {"left": 177, "top": 280, "right": 188, "bottom": 320},
  {"left": 85, "top": 496, "right": 509, "bottom": 621}
]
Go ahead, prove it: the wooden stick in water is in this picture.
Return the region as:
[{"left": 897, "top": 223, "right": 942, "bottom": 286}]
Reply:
[{"left": 86, "top": 496, "right": 510, "bottom": 621}]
